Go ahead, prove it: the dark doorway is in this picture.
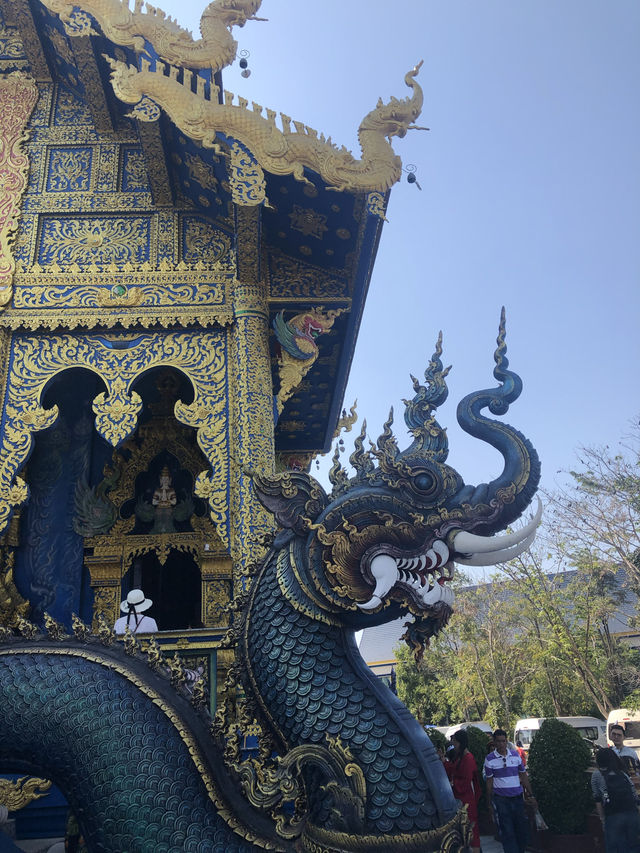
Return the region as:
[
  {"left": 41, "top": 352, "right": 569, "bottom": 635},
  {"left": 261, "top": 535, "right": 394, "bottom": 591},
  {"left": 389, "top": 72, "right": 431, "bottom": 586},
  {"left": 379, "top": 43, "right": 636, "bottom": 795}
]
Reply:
[{"left": 122, "top": 549, "right": 201, "bottom": 630}]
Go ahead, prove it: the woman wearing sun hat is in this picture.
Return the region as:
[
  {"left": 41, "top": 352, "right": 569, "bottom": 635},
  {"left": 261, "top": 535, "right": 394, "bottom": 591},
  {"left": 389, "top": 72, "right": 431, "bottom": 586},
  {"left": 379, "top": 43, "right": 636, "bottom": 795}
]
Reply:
[{"left": 113, "top": 589, "right": 158, "bottom": 634}]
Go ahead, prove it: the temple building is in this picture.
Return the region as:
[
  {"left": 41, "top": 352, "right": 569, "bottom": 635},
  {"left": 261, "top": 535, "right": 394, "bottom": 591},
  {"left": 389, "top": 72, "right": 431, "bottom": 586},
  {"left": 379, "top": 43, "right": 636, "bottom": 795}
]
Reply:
[{"left": 0, "top": 1, "right": 424, "bottom": 841}]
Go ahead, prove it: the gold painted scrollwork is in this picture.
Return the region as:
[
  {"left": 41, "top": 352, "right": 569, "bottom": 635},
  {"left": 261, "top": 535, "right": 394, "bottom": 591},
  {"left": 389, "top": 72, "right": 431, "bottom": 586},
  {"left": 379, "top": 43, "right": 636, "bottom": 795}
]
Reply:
[
  {"left": 229, "top": 142, "right": 267, "bottom": 207},
  {"left": 92, "top": 378, "right": 143, "bottom": 447},
  {"left": 0, "top": 776, "right": 51, "bottom": 811},
  {"left": 127, "top": 95, "right": 162, "bottom": 122},
  {"left": 235, "top": 736, "right": 366, "bottom": 840},
  {"left": 0, "top": 332, "right": 230, "bottom": 547}
]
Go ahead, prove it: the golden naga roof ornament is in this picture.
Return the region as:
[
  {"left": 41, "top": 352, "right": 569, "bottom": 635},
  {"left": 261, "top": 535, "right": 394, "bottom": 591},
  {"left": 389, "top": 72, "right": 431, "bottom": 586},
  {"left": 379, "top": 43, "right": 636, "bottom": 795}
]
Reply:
[
  {"left": 105, "top": 56, "right": 426, "bottom": 194},
  {"left": 38, "top": 0, "right": 265, "bottom": 71}
]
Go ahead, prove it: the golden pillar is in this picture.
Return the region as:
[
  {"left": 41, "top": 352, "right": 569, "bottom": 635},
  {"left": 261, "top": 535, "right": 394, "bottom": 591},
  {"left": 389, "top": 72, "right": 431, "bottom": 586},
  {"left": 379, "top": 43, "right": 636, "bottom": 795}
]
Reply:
[
  {"left": 84, "top": 553, "right": 121, "bottom": 629},
  {"left": 230, "top": 206, "right": 275, "bottom": 589}
]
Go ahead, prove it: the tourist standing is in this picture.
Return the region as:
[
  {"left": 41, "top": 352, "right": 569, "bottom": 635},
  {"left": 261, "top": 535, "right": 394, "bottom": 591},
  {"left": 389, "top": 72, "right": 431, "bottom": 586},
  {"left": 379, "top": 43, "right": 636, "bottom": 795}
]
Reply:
[
  {"left": 114, "top": 589, "right": 158, "bottom": 634},
  {"left": 609, "top": 724, "right": 640, "bottom": 781},
  {"left": 591, "top": 747, "right": 640, "bottom": 853},
  {"left": 445, "top": 729, "right": 482, "bottom": 853},
  {"left": 484, "top": 728, "right": 534, "bottom": 853}
]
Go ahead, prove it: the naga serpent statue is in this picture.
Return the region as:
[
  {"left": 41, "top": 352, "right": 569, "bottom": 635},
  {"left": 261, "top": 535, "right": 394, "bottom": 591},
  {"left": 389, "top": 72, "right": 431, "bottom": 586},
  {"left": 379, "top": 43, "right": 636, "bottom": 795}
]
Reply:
[{"left": 0, "top": 312, "right": 540, "bottom": 852}]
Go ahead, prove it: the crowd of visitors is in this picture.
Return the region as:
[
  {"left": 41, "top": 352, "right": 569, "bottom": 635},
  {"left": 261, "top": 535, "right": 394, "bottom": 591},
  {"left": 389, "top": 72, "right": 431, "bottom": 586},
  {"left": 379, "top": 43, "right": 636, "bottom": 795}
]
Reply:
[{"left": 438, "top": 723, "right": 640, "bottom": 853}]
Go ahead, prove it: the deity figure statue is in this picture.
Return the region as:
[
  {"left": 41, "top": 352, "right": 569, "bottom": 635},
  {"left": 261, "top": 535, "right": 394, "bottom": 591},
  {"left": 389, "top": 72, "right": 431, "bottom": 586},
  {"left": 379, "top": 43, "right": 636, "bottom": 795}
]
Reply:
[
  {"left": 152, "top": 466, "right": 177, "bottom": 510},
  {"left": 135, "top": 466, "right": 193, "bottom": 534}
]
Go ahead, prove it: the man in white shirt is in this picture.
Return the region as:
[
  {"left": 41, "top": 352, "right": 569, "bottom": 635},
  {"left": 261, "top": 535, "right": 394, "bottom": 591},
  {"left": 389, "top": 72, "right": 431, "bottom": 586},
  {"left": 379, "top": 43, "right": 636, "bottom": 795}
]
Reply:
[
  {"left": 610, "top": 724, "right": 640, "bottom": 781},
  {"left": 484, "top": 729, "right": 535, "bottom": 853},
  {"left": 114, "top": 589, "right": 158, "bottom": 634}
]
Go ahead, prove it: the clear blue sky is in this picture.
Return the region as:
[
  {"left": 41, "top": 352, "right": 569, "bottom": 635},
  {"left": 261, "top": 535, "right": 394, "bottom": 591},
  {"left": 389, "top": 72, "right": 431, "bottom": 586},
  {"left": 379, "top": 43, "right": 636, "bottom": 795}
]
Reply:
[{"left": 160, "top": 0, "right": 640, "bottom": 494}]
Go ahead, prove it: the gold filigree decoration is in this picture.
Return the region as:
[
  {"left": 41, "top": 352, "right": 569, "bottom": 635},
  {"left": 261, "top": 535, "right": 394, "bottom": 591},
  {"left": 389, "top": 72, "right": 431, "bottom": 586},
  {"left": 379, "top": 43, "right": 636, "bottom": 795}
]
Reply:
[
  {"left": 44, "top": 25, "right": 76, "bottom": 65},
  {"left": 366, "top": 191, "right": 388, "bottom": 221},
  {"left": 182, "top": 218, "right": 230, "bottom": 264},
  {"left": 127, "top": 95, "right": 161, "bottom": 122},
  {"left": 0, "top": 72, "right": 38, "bottom": 308},
  {"left": 71, "top": 613, "right": 91, "bottom": 641},
  {"left": 229, "top": 142, "right": 266, "bottom": 206},
  {"left": 54, "top": 87, "right": 93, "bottom": 124},
  {"left": 39, "top": 0, "right": 263, "bottom": 72},
  {"left": 121, "top": 148, "right": 149, "bottom": 190},
  {"left": 38, "top": 216, "right": 152, "bottom": 267},
  {"left": 0, "top": 27, "right": 29, "bottom": 63},
  {"left": 234, "top": 736, "right": 366, "bottom": 840},
  {"left": 92, "top": 377, "right": 144, "bottom": 447},
  {"left": 0, "top": 776, "right": 52, "bottom": 811},
  {"left": 60, "top": 8, "right": 97, "bottom": 36},
  {"left": 43, "top": 613, "right": 68, "bottom": 640},
  {"left": 118, "top": 534, "right": 198, "bottom": 568},
  {"left": 0, "top": 332, "right": 230, "bottom": 547},
  {"left": 185, "top": 152, "right": 219, "bottom": 191},
  {"left": 46, "top": 147, "right": 92, "bottom": 192},
  {"left": 105, "top": 57, "right": 424, "bottom": 194},
  {"left": 333, "top": 400, "right": 358, "bottom": 438},
  {"left": 268, "top": 253, "right": 348, "bottom": 299},
  {"left": 8, "top": 262, "right": 234, "bottom": 330},
  {"left": 274, "top": 307, "right": 345, "bottom": 415},
  {"left": 15, "top": 616, "right": 38, "bottom": 638},
  {"left": 288, "top": 205, "right": 328, "bottom": 239},
  {"left": 0, "top": 552, "right": 29, "bottom": 627}
]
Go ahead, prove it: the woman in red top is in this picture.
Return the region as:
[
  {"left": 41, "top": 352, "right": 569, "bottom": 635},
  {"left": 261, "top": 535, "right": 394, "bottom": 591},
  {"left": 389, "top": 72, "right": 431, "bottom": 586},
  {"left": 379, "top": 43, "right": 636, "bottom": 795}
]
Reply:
[{"left": 445, "top": 729, "right": 482, "bottom": 853}]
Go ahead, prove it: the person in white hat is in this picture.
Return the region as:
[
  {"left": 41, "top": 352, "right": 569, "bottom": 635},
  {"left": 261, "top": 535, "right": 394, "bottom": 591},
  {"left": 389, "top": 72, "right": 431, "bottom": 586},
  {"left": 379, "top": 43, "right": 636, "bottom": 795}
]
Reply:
[{"left": 113, "top": 589, "right": 158, "bottom": 634}]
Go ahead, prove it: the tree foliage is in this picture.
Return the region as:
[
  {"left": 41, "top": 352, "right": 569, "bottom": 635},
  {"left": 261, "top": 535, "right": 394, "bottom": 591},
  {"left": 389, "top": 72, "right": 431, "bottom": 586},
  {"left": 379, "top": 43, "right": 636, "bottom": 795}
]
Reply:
[
  {"left": 547, "top": 425, "right": 640, "bottom": 594},
  {"left": 394, "top": 425, "right": 640, "bottom": 729}
]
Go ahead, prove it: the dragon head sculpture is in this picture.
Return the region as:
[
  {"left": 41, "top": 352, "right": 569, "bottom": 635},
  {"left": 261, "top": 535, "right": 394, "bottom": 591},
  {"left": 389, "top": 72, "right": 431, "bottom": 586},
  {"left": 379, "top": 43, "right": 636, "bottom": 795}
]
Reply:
[
  {"left": 360, "top": 61, "right": 426, "bottom": 142},
  {"left": 254, "top": 309, "right": 541, "bottom": 655}
]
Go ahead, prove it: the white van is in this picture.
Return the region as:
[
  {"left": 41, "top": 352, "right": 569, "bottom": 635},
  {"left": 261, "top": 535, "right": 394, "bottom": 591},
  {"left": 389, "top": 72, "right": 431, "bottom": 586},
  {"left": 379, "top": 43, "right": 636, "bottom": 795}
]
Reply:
[
  {"left": 514, "top": 716, "right": 607, "bottom": 751},
  {"left": 607, "top": 709, "right": 640, "bottom": 758},
  {"left": 446, "top": 721, "right": 493, "bottom": 739}
]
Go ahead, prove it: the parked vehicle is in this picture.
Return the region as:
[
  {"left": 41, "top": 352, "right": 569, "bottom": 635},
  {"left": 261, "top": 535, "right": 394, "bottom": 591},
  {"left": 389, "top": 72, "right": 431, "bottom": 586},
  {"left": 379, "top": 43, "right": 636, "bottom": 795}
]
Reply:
[
  {"left": 446, "top": 721, "right": 492, "bottom": 739},
  {"left": 514, "top": 716, "right": 607, "bottom": 751},
  {"left": 424, "top": 725, "right": 450, "bottom": 736},
  {"left": 607, "top": 708, "right": 640, "bottom": 758}
]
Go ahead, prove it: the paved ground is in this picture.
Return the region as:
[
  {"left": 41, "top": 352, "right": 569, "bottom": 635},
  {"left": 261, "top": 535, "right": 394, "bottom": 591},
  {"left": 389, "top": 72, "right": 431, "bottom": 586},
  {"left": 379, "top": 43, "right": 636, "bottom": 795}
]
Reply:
[{"left": 480, "top": 835, "right": 504, "bottom": 852}]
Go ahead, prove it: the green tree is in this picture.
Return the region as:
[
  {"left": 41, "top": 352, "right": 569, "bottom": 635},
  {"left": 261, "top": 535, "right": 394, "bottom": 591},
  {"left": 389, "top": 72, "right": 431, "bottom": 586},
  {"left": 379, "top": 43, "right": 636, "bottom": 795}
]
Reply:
[
  {"left": 500, "top": 550, "right": 613, "bottom": 716},
  {"left": 393, "top": 425, "right": 640, "bottom": 727},
  {"left": 394, "top": 641, "right": 451, "bottom": 724}
]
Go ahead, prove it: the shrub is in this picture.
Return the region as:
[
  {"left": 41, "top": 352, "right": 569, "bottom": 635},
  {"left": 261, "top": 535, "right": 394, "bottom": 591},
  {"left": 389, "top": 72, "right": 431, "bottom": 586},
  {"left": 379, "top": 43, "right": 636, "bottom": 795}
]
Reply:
[{"left": 527, "top": 718, "right": 592, "bottom": 834}]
